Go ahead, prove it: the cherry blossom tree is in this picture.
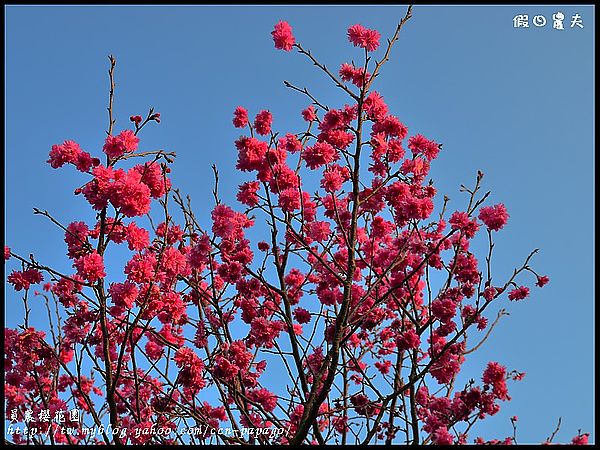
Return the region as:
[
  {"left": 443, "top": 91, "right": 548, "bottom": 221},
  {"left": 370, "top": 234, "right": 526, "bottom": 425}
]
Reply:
[{"left": 4, "top": 6, "right": 589, "bottom": 445}]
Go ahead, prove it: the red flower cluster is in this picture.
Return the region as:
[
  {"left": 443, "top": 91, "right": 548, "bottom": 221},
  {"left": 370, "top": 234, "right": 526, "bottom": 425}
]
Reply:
[
  {"left": 347, "top": 24, "right": 381, "bottom": 51},
  {"left": 232, "top": 106, "right": 249, "bottom": 128},
  {"left": 79, "top": 161, "right": 170, "bottom": 216},
  {"left": 303, "top": 141, "right": 339, "bottom": 169},
  {"left": 174, "top": 348, "right": 206, "bottom": 398},
  {"left": 48, "top": 140, "right": 100, "bottom": 172},
  {"left": 302, "top": 105, "right": 317, "bottom": 122},
  {"left": 272, "top": 21, "right": 295, "bottom": 51},
  {"left": 253, "top": 110, "right": 273, "bottom": 136},
  {"left": 508, "top": 285, "right": 530, "bottom": 301},
  {"left": 479, "top": 203, "right": 509, "bottom": 231},
  {"left": 408, "top": 134, "right": 440, "bottom": 161},
  {"left": 7, "top": 269, "right": 43, "bottom": 291},
  {"left": 339, "top": 63, "right": 371, "bottom": 87},
  {"left": 103, "top": 129, "right": 139, "bottom": 159},
  {"left": 482, "top": 361, "right": 510, "bottom": 401},
  {"left": 449, "top": 211, "right": 480, "bottom": 238},
  {"left": 73, "top": 251, "right": 105, "bottom": 283}
]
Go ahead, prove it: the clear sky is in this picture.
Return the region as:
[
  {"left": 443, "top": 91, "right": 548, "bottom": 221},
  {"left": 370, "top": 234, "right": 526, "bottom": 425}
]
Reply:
[{"left": 5, "top": 4, "right": 594, "bottom": 444}]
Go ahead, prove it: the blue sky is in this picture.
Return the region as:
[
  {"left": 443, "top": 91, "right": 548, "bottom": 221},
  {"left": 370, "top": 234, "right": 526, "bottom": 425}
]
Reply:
[{"left": 5, "top": 5, "right": 594, "bottom": 444}]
